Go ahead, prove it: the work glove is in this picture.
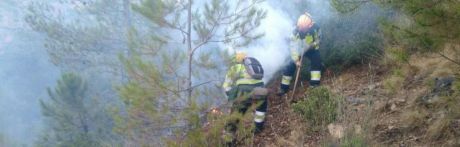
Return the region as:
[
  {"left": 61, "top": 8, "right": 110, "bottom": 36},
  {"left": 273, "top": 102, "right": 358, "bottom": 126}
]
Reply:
[
  {"left": 295, "top": 60, "right": 301, "bottom": 67},
  {"left": 312, "top": 41, "right": 319, "bottom": 47}
]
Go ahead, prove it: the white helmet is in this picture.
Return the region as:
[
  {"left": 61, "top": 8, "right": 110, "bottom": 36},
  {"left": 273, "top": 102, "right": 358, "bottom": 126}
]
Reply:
[{"left": 296, "top": 12, "right": 314, "bottom": 32}]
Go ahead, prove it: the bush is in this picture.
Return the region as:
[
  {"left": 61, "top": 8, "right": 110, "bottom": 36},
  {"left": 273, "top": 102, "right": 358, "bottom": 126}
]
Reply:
[
  {"left": 292, "top": 87, "right": 342, "bottom": 130},
  {"left": 382, "top": 68, "right": 405, "bottom": 95},
  {"left": 166, "top": 104, "right": 258, "bottom": 147},
  {"left": 320, "top": 4, "right": 384, "bottom": 72}
]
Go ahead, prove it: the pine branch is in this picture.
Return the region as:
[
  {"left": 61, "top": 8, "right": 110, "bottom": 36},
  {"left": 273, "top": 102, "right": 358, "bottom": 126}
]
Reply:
[
  {"left": 128, "top": 64, "right": 182, "bottom": 97},
  {"left": 179, "top": 80, "right": 219, "bottom": 92},
  {"left": 219, "top": 0, "right": 263, "bottom": 22},
  {"left": 208, "top": 28, "right": 254, "bottom": 43},
  {"left": 191, "top": 18, "right": 219, "bottom": 55}
]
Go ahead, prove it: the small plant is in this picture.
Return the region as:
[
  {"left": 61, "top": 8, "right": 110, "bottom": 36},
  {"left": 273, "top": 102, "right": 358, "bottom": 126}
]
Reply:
[
  {"left": 387, "top": 47, "right": 410, "bottom": 65},
  {"left": 383, "top": 68, "right": 405, "bottom": 95},
  {"left": 165, "top": 103, "right": 259, "bottom": 147},
  {"left": 340, "top": 134, "right": 366, "bottom": 147},
  {"left": 292, "top": 87, "right": 342, "bottom": 130},
  {"left": 321, "top": 130, "right": 367, "bottom": 147}
]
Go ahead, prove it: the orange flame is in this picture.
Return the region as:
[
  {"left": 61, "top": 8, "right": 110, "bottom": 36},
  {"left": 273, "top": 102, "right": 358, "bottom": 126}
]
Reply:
[{"left": 210, "top": 107, "right": 223, "bottom": 115}]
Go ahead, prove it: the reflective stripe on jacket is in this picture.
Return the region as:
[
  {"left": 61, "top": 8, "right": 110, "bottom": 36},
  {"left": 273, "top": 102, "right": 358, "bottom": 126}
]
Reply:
[{"left": 222, "top": 64, "right": 263, "bottom": 91}]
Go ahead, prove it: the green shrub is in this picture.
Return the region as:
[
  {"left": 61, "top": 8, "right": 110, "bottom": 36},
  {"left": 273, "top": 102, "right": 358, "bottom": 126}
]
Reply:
[
  {"left": 166, "top": 104, "right": 258, "bottom": 147},
  {"left": 320, "top": 4, "right": 384, "bottom": 72},
  {"left": 292, "top": 87, "right": 342, "bottom": 130},
  {"left": 382, "top": 67, "right": 405, "bottom": 95},
  {"left": 322, "top": 35, "right": 383, "bottom": 72},
  {"left": 340, "top": 134, "right": 367, "bottom": 147}
]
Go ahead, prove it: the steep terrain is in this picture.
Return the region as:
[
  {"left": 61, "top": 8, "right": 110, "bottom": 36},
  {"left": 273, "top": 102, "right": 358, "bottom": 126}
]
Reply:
[
  {"left": 253, "top": 64, "right": 383, "bottom": 146},
  {"left": 253, "top": 48, "right": 460, "bottom": 147}
]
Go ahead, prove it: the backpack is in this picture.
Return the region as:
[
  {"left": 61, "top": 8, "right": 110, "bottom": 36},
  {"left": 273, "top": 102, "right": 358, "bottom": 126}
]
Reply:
[{"left": 243, "top": 57, "right": 264, "bottom": 80}]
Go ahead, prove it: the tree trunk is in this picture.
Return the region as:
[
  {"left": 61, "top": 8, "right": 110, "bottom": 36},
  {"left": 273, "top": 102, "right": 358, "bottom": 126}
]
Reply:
[
  {"left": 187, "top": 0, "right": 193, "bottom": 104},
  {"left": 122, "top": 0, "right": 132, "bottom": 83}
]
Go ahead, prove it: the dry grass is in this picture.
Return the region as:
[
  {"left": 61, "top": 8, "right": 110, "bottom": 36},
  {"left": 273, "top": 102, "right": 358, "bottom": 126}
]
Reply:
[
  {"left": 383, "top": 74, "right": 404, "bottom": 95},
  {"left": 253, "top": 45, "right": 459, "bottom": 147},
  {"left": 363, "top": 45, "right": 460, "bottom": 146},
  {"left": 394, "top": 46, "right": 460, "bottom": 145},
  {"left": 400, "top": 109, "right": 428, "bottom": 130},
  {"left": 426, "top": 114, "right": 451, "bottom": 140}
]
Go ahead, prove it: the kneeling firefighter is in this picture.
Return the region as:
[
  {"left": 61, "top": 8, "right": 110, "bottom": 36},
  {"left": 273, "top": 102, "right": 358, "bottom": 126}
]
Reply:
[{"left": 222, "top": 51, "right": 268, "bottom": 145}]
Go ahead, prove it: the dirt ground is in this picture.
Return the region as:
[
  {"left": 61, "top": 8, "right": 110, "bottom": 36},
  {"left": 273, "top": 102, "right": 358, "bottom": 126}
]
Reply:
[
  {"left": 253, "top": 63, "right": 390, "bottom": 146},
  {"left": 250, "top": 56, "right": 459, "bottom": 147}
]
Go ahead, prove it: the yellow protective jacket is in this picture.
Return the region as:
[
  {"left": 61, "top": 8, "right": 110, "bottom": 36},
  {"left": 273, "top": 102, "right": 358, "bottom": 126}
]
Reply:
[
  {"left": 222, "top": 63, "right": 263, "bottom": 92},
  {"left": 290, "top": 23, "right": 321, "bottom": 62}
]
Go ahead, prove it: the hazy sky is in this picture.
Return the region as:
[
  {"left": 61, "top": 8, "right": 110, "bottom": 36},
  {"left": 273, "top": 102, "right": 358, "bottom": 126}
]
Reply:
[{"left": 1, "top": 0, "right": 60, "bottom": 145}]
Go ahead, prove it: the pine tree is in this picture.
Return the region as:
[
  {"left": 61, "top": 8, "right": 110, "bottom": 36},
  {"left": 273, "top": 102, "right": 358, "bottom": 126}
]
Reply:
[
  {"left": 114, "top": 0, "right": 266, "bottom": 145},
  {"left": 332, "top": 0, "right": 460, "bottom": 55},
  {"left": 131, "top": 0, "right": 266, "bottom": 103},
  {"left": 37, "top": 73, "right": 118, "bottom": 146},
  {"left": 25, "top": 0, "right": 133, "bottom": 75}
]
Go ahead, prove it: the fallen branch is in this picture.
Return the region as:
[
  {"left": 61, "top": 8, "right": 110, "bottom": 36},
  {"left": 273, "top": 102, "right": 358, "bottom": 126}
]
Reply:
[{"left": 438, "top": 52, "right": 460, "bottom": 66}]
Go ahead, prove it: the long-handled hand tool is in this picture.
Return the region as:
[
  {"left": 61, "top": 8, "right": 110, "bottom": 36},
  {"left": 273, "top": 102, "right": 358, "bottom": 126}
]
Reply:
[{"left": 289, "top": 55, "right": 304, "bottom": 103}]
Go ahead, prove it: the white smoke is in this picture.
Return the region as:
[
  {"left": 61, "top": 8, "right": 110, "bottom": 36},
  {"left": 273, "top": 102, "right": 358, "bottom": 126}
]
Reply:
[{"left": 246, "top": 2, "right": 293, "bottom": 84}]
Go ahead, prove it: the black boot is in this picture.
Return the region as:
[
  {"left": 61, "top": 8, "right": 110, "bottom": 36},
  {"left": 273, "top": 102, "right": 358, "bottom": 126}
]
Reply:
[
  {"left": 309, "top": 83, "right": 320, "bottom": 89},
  {"left": 277, "top": 85, "right": 289, "bottom": 96},
  {"left": 309, "top": 79, "right": 320, "bottom": 88},
  {"left": 225, "top": 140, "right": 236, "bottom": 147}
]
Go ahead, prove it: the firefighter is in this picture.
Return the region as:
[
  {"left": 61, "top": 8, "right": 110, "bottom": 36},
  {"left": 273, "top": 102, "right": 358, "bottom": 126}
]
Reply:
[
  {"left": 222, "top": 51, "right": 267, "bottom": 145},
  {"left": 278, "top": 12, "right": 322, "bottom": 96}
]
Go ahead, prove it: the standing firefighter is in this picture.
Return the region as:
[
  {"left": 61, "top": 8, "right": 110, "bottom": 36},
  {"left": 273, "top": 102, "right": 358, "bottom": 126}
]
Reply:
[
  {"left": 222, "top": 51, "right": 268, "bottom": 145},
  {"left": 278, "top": 12, "right": 322, "bottom": 96}
]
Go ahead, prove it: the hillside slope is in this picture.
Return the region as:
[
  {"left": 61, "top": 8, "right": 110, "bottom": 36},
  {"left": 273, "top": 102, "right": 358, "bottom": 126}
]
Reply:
[
  {"left": 254, "top": 49, "right": 459, "bottom": 146},
  {"left": 254, "top": 64, "right": 382, "bottom": 146}
]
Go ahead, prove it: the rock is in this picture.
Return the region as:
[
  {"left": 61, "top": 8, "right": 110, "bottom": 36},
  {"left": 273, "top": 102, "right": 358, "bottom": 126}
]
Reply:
[
  {"left": 388, "top": 125, "right": 395, "bottom": 130},
  {"left": 390, "top": 103, "right": 397, "bottom": 111},
  {"left": 368, "top": 84, "right": 376, "bottom": 90},
  {"left": 354, "top": 125, "right": 362, "bottom": 134},
  {"left": 346, "top": 96, "right": 366, "bottom": 105},
  {"left": 395, "top": 98, "right": 406, "bottom": 103},
  {"left": 328, "top": 123, "right": 344, "bottom": 139},
  {"left": 434, "top": 76, "right": 455, "bottom": 92},
  {"left": 373, "top": 100, "right": 386, "bottom": 111},
  {"left": 421, "top": 94, "right": 439, "bottom": 104},
  {"left": 422, "top": 76, "right": 456, "bottom": 104},
  {"left": 452, "top": 119, "right": 460, "bottom": 135},
  {"left": 399, "top": 142, "right": 406, "bottom": 147}
]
